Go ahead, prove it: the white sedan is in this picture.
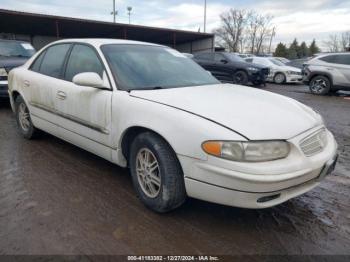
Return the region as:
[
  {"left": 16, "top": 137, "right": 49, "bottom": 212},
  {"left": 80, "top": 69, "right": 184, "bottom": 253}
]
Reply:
[
  {"left": 246, "top": 57, "right": 302, "bottom": 84},
  {"left": 8, "top": 39, "right": 338, "bottom": 212}
]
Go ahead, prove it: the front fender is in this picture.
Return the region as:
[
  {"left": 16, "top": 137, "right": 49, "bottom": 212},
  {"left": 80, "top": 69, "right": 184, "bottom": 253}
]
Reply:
[{"left": 112, "top": 91, "right": 247, "bottom": 161}]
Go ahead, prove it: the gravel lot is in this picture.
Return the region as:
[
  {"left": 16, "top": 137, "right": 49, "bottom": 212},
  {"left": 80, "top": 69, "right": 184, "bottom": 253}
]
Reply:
[{"left": 0, "top": 84, "right": 349, "bottom": 258}]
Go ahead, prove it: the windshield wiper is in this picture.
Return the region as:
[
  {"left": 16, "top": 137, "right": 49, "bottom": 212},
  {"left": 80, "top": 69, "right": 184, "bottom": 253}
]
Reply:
[{"left": 129, "top": 86, "right": 165, "bottom": 91}]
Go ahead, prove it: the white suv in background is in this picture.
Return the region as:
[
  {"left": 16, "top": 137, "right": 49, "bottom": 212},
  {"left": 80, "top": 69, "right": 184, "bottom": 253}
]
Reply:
[
  {"left": 303, "top": 53, "right": 350, "bottom": 95},
  {"left": 246, "top": 57, "right": 302, "bottom": 84}
]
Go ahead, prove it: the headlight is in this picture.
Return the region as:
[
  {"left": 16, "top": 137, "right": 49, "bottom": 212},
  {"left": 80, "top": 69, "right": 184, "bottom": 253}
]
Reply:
[
  {"left": 202, "top": 141, "right": 290, "bottom": 162},
  {"left": 0, "top": 68, "right": 7, "bottom": 77},
  {"left": 247, "top": 67, "right": 259, "bottom": 72}
]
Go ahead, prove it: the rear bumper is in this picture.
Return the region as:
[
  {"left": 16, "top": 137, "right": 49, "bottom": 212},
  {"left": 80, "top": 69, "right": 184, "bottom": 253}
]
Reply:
[{"left": 0, "top": 80, "right": 8, "bottom": 98}]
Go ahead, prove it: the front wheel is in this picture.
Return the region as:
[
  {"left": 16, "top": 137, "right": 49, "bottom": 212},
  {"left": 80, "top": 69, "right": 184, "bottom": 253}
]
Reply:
[
  {"left": 15, "top": 96, "right": 37, "bottom": 139},
  {"left": 273, "top": 73, "right": 286, "bottom": 84},
  {"left": 129, "top": 132, "right": 186, "bottom": 213},
  {"left": 309, "top": 75, "right": 331, "bottom": 95},
  {"left": 233, "top": 71, "right": 249, "bottom": 85}
]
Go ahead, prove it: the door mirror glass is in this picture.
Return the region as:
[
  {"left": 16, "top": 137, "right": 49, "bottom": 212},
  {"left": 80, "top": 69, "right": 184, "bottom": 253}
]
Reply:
[{"left": 73, "top": 72, "right": 106, "bottom": 89}]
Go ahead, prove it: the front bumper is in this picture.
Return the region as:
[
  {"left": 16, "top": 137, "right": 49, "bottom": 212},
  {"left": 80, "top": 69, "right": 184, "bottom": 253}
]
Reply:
[
  {"left": 285, "top": 74, "right": 303, "bottom": 83},
  {"left": 0, "top": 80, "right": 8, "bottom": 98},
  {"left": 179, "top": 127, "right": 338, "bottom": 209},
  {"left": 249, "top": 71, "right": 268, "bottom": 85}
]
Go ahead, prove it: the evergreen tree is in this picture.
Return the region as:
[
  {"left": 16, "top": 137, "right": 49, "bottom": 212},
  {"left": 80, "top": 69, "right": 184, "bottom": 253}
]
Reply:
[
  {"left": 288, "top": 38, "right": 299, "bottom": 59},
  {"left": 274, "top": 42, "right": 288, "bottom": 57},
  {"left": 299, "top": 42, "right": 309, "bottom": 58},
  {"left": 309, "top": 39, "right": 320, "bottom": 56}
]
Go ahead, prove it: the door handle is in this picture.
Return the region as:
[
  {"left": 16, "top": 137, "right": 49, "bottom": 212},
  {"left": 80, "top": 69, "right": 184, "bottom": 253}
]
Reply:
[
  {"left": 24, "top": 80, "right": 30, "bottom": 87},
  {"left": 57, "top": 91, "right": 67, "bottom": 100}
]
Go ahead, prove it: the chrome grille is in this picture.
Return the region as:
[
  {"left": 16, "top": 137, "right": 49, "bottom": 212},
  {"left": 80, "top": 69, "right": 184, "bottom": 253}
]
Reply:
[{"left": 300, "top": 129, "right": 328, "bottom": 157}]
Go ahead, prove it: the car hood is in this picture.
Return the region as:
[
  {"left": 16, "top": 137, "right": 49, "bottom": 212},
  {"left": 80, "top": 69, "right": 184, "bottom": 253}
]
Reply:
[
  {"left": 0, "top": 56, "right": 29, "bottom": 71},
  {"left": 130, "top": 84, "right": 322, "bottom": 140},
  {"left": 272, "top": 65, "right": 301, "bottom": 72}
]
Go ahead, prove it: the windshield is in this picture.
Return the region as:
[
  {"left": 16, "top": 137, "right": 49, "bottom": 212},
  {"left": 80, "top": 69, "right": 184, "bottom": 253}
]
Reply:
[
  {"left": 0, "top": 41, "right": 36, "bottom": 58},
  {"left": 101, "top": 44, "right": 220, "bottom": 90},
  {"left": 225, "top": 53, "right": 245, "bottom": 62},
  {"left": 269, "top": 58, "right": 285, "bottom": 66}
]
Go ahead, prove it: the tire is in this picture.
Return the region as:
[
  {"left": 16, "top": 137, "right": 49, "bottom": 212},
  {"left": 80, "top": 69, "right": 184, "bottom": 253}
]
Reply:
[
  {"left": 15, "top": 96, "right": 37, "bottom": 139},
  {"left": 309, "top": 75, "right": 331, "bottom": 95},
  {"left": 129, "top": 132, "right": 186, "bottom": 213},
  {"left": 273, "top": 73, "right": 286, "bottom": 84},
  {"left": 233, "top": 71, "right": 249, "bottom": 85}
]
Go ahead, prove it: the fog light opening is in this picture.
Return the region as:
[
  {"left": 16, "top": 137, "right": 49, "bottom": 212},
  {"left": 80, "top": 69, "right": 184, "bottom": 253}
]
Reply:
[{"left": 257, "top": 194, "right": 281, "bottom": 203}]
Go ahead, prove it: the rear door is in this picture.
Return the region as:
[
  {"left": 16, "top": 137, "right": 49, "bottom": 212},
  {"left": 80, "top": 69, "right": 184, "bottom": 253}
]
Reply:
[
  {"left": 26, "top": 43, "right": 72, "bottom": 134},
  {"left": 54, "top": 43, "right": 113, "bottom": 159},
  {"left": 333, "top": 55, "right": 350, "bottom": 87}
]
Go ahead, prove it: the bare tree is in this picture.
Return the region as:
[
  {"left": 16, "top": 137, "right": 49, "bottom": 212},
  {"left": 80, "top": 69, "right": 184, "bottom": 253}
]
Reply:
[
  {"left": 341, "top": 31, "right": 350, "bottom": 51},
  {"left": 255, "top": 14, "right": 274, "bottom": 54},
  {"left": 324, "top": 34, "right": 340, "bottom": 52},
  {"left": 213, "top": 9, "right": 248, "bottom": 52},
  {"left": 214, "top": 9, "right": 274, "bottom": 54}
]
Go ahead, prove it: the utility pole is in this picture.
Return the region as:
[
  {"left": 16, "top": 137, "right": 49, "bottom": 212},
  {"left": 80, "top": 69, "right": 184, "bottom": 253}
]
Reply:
[
  {"left": 203, "top": 0, "right": 207, "bottom": 33},
  {"left": 268, "top": 26, "right": 276, "bottom": 54},
  {"left": 127, "top": 6, "right": 132, "bottom": 24},
  {"left": 111, "top": 0, "right": 118, "bottom": 23}
]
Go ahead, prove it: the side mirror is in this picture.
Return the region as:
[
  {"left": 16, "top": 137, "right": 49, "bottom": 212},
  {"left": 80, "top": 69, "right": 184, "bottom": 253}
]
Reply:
[
  {"left": 220, "top": 59, "right": 228, "bottom": 64},
  {"left": 73, "top": 72, "right": 107, "bottom": 89}
]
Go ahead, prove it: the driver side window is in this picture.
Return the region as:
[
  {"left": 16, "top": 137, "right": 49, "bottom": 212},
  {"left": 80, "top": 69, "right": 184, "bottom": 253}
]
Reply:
[{"left": 65, "top": 44, "right": 104, "bottom": 82}]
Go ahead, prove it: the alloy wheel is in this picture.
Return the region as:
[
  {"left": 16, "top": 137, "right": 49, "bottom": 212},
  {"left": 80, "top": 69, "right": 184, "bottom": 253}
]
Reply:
[
  {"left": 136, "top": 148, "right": 161, "bottom": 198},
  {"left": 311, "top": 79, "right": 327, "bottom": 94},
  {"left": 18, "top": 103, "right": 31, "bottom": 132}
]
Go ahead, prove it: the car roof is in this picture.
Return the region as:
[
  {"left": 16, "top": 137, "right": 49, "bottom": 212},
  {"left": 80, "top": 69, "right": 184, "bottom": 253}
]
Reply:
[
  {"left": 0, "top": 39, "right": 31, "bottom": 44},
  {"left": 51, "top": 38, "right": 163, "bottom": 48}
]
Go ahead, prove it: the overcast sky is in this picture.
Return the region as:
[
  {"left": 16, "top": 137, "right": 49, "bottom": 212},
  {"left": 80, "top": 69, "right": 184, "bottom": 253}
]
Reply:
[{"left": 1, "top": 0, "right": 350, "bottom": 47}]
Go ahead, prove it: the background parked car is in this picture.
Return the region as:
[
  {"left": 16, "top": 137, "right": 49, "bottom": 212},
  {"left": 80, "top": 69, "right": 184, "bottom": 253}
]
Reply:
[
  {"left": 193, "top": 52, "right": 269, "bottom": 86},
  {"left": 303, "top": 52, "right": 350, "bottom": 95},
  {"left": 286, "top": 58, "right": 310, "bottom": 69},
  {"left": 0, "top": 39, "right": 36, "bottom": 98},
  {"left": 274, "top": 57, "right": 291, "bottom": 64},
  {"left": 246, "top": 57, "right": 302, "bottom": 84}
]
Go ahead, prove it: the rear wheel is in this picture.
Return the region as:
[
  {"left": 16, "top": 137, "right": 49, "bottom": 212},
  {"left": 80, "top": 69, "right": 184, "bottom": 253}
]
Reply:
[
  {"left": 274, "top": 73, "right": 286, "bottom": 84},
  {"left": 309, "top": 75, "right": 331, "bottom": 95},
  {"left": 15, "top": 96, "right": 37, "bottom": 139},
  {"left": 233, "top": 71, "right": 249, "bottom": 85},
  {"left": 129, "top": 132, "right": 186, "bottom": 213}
]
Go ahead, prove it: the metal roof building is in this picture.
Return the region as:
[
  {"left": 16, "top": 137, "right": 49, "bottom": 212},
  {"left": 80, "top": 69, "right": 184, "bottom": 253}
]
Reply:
[{"left": 0, "top": 8, "right": 214, "bottom": 53}]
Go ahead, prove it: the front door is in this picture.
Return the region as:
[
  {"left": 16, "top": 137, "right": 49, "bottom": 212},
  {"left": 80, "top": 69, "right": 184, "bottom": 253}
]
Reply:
[{"left": 53, "top": 44, "right": 113, "bottom": 160}]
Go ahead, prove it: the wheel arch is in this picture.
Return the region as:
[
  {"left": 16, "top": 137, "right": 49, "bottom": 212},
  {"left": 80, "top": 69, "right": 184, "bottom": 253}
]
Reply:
[
  {"left": 120, "top": 126, "right": 179, "bottom": 166},
  {"left": 309, "top": 72, "right": 333, "bottom": 87}
]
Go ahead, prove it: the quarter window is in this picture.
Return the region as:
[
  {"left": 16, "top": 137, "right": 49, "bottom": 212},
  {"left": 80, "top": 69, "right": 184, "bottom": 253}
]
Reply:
[
  {"left": 30, "top": 51, "right": 46, "bottom": 72},
  {"left": 39, "top": 44, "right": 71, "bottom": 78},
  {"left": 65, "top": 44, "right": 104, "bottom": 81}
]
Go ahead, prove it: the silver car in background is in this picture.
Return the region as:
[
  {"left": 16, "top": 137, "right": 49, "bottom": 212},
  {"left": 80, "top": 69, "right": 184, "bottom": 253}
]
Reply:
[{"left": 303, "top": 53, "right": 350, "bottom": 95}]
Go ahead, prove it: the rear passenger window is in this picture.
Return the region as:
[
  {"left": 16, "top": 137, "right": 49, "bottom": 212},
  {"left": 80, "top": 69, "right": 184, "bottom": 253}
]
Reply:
[
  {"left": 65, "top": 44, "right": 104, "bottom": 82},
  {"left": 39, "top": 44, "right": 71, "bottom": 78},
  {"left": 334, "top": 55, "right": 350, "bottom": 65},
  {"left": 30, "top": 51, "right": 46, "bottom": 72}
]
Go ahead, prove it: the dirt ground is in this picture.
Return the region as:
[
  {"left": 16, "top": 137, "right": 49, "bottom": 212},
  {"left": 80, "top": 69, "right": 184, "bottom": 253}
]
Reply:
[{"left": 0, "top": 84, "right": 349, "bottom": 258}]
